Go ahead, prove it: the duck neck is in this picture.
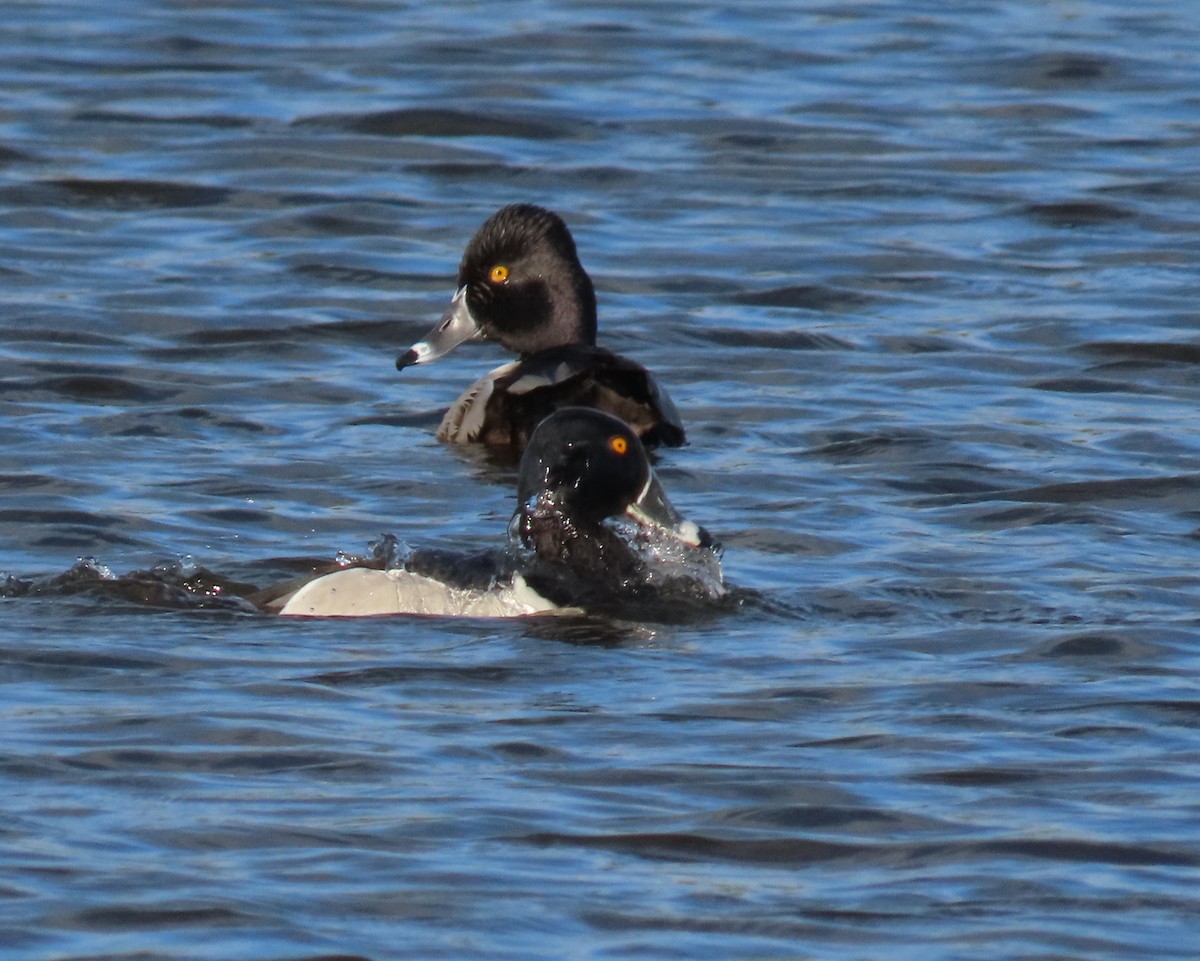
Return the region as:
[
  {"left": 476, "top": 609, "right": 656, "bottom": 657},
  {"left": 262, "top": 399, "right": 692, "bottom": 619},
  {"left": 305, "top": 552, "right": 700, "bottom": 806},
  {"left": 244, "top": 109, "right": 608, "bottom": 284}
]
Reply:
[{"left": 523, "top": 522, "right": 643, "bottom": 603}]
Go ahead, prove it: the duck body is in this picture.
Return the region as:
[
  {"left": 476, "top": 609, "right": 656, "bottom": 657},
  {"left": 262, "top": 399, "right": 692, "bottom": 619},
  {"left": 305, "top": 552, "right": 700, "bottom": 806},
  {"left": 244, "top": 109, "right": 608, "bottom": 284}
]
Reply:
[
  {"left": 275, "top": 567, "right": 559, "bottom": 618},
  {"left": 397, "top": 204, "right": 685, "bottom": 451},
  {"left": 261, "top": 543, "right": 559, "bottom": 617},
  {"left": 436, "top": 344, "right": 684, "bottom": 448},
  {"left": 270, "top": 408, "right": 721, "bottom": 619}
]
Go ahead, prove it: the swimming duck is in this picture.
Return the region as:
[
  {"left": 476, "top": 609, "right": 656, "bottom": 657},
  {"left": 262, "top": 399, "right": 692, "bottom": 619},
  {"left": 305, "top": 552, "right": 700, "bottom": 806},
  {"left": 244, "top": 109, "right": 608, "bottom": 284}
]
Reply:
[
  {"left": 267, "top": 408, "right": 720, "bottom": 618},
  {"left": 396, "top": 204, "right": 686, "bottom": 450}
]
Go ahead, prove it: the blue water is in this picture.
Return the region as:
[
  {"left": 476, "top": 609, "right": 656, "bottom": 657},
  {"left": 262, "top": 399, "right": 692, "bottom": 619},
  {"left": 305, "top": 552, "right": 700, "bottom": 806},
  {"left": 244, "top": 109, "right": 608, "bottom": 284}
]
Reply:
[{"left": 3, "top": 1, "right": 1200, "bottom": 958}]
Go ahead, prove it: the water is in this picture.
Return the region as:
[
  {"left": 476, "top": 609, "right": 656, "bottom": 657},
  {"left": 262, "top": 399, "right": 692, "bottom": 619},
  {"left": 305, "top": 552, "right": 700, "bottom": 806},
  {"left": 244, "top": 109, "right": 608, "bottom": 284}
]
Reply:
[{"left": 3, "top": 1, "right": 1200, "bottom": 957}]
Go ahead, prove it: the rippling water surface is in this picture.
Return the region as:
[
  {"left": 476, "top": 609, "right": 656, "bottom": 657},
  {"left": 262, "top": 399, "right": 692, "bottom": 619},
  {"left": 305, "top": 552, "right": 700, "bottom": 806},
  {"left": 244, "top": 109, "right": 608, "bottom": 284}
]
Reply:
[{"left": 3, "top": 2, "right": 1200, "bottom": 958}]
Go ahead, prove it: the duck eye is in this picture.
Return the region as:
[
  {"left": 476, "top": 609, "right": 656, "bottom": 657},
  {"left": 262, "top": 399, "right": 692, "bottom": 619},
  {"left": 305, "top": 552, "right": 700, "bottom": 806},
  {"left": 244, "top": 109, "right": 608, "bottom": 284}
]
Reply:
[
  {"left": 608, "top": 435, "right": 629, "bottom": 456},
  {"left": 489, "top": 264, "right": 510, "bottom": 284}
]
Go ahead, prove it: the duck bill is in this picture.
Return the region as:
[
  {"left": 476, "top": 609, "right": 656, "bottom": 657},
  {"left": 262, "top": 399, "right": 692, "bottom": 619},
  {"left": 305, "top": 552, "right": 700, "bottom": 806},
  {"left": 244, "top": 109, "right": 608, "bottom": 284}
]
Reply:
[
  {"left": 626, "top": 471, "right": 713, "bottom": 550},
  {"left": 396, "top": 286, "right": 480, "bottom": 370}
]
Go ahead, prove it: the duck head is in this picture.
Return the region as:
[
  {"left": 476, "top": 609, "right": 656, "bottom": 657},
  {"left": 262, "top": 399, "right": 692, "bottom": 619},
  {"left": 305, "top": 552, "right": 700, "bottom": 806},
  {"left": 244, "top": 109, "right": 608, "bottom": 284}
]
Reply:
[
  {"left": 509, "top": 408, "right": 720, "bottom": 604},
  {"left": 397, "top": 204, "right": 597, "bottom": 368}
]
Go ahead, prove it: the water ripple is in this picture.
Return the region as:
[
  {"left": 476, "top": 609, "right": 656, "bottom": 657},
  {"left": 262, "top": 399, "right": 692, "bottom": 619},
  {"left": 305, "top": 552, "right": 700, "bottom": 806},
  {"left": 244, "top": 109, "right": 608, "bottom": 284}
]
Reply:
[{"left": 3, "top": 1, "right": 1200, "bottom": 959}]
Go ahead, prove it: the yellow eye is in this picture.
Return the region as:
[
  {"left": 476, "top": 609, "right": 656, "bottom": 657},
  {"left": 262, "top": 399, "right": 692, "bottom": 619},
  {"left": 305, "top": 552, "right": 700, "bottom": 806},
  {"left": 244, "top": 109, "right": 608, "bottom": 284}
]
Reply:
[
  {"left": 489, "top": 264, "right": 509, "bottom": 283},
  {"left": 609, "top": 435, "right": 629, "bottom": 456}
]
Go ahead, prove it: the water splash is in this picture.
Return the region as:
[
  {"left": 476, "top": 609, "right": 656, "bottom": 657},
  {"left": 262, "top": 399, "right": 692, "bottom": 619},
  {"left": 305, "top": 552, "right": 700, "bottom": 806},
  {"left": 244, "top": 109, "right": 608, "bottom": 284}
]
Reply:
[{"left": 604, "top": 515, "right": 727, "bottom": 601}]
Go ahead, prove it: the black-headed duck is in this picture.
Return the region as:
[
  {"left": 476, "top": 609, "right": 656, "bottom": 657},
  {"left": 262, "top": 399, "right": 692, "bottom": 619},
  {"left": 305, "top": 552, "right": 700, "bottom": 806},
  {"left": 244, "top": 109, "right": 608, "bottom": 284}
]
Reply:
[
  {"left": 269, "top": 408, "right": 720, "bottom": 617},
  {"left": 396, "top": 204, "right": 685, "bottom": 450}
]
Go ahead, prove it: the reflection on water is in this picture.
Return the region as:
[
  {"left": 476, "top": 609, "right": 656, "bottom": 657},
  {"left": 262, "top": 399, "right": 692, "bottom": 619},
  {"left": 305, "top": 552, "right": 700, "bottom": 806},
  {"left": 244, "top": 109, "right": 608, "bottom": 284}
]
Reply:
[{"left": 3, "top": 1, "right": 1200, "bottom": 959}]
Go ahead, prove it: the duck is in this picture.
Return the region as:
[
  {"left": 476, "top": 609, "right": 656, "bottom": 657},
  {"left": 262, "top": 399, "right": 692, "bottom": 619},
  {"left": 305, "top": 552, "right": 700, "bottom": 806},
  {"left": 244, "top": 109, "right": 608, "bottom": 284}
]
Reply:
[
  {"left": 265, "top": 408, "right": 722, "bottom": 618},
  {"left": 395, "top": 204, "right": 686, "bottom": 451}
]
